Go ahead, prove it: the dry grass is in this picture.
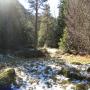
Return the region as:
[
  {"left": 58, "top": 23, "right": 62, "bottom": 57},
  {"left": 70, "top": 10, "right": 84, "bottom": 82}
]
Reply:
[
  {"left": 40, "top": 48, "right": 90, "bottom": 64},
  {"left": 61, "top": 54, "right": 90, "bottom": 64}
]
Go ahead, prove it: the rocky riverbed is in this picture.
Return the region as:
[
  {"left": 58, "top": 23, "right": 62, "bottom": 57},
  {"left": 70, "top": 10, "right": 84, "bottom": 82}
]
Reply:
[{"left": 0, "top": 54, "right": 90, "bottom": 90}]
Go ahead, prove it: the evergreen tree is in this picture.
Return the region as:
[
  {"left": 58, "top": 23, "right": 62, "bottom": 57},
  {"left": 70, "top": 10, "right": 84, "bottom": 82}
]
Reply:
[
  {"left": 55, "top": 0, "right": 66, "bottom": 48},
  {"left": 28, "top": 0, "right": 47, "bottom": 48},
  {"left": 38, "top": 4, "right": 55, "bottom": 47},
  {"left": 59, "top": 27, "right": 68, "bottom": 51}
]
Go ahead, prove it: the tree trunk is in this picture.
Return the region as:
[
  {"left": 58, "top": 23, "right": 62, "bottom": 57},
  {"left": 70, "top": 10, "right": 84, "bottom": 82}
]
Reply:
[{"left": 34, "top": 0, "right": 38, "bottom": 49}]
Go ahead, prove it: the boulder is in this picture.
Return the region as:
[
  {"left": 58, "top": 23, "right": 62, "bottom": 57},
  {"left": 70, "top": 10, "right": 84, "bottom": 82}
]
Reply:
[
  {"left": 0, "top": 68, "right": 16, "bottom": 88},
  {"left": 87, "top": 67, "right": 90, "bottom": 72},
  {"left": 75, "top": 84, "right": 88, "bottom": 90}
]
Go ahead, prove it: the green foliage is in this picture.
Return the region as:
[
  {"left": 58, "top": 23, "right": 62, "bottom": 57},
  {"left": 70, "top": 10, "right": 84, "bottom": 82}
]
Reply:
[
  {"left": 0, "top": 0, "right": 36, "bottom": 52},
  {"left": 59, "top": 27, "right": 68, "bottom": 51},
  {"left": 28, "top": 0, "right": 48, "bottom": 48},
  {"left": 38, "top": 4, "right": 56, "bottom": 47},
  {"left": 55, "top": 0, "right": 67, "bottom": 48},
  {"left": 38, "top": 16, "right": 47, "bottom": 47},
  {"left": 28, "top": 0, "right": 47, "bottom": 10},
  {"left": 59, "top": 67, "right": 70, "bottom": 77},
  {"left": 71, "top": 62, "right": 82, "bottom": 65}
]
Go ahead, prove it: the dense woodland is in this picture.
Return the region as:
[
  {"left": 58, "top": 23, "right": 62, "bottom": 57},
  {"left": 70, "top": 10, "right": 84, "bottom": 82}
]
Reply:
[{"left": 0, "top": 0, "right": 90, "bottom": 55}]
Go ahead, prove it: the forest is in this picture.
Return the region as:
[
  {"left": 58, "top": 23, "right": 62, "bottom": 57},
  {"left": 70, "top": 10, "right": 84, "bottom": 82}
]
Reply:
[{"left": 0, "top": 0, "right": 90, "bottom": 90}]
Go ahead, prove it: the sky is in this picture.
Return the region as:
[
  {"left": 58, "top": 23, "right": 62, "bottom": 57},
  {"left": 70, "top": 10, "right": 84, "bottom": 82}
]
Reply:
[{"left": 18, "top": 0, "right": 59, "bottom": 17}]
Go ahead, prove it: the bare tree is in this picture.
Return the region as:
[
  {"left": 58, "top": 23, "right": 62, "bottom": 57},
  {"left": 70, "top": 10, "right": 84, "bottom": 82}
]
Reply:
[{"left": 66, "top": 0, "right": 90, "bottom": 54}]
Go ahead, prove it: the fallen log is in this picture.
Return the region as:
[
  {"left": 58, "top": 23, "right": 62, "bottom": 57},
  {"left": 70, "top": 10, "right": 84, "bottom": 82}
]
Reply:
[{"left": 0, "top": 68, "right": 16, "bottom": 88}]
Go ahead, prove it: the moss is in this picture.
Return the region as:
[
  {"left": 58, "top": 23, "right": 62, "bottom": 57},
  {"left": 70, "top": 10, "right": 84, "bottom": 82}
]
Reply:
[
  {"left": 76, "top": 84, "right": 87, "bottom": 90},
  {"left": 58, "top": 61, "right": 65, "bottom": 65},
  {"left": 59, "top": 67, "right": 70, "bottom": 77},
  {"left": 51, "top": 76, "right": 57, "bottom": 82},
  {"left": 59, "top": 67, "right": 85, "bottom": 81},
  {"left": 71, "top": 62, "right": 82, "bottom": 65},
  {"left": 0, "top": 68, "right": 16, "bottom": 88},
  {"left": 61, "top": 80, "right": 69, "bottom": 84}
]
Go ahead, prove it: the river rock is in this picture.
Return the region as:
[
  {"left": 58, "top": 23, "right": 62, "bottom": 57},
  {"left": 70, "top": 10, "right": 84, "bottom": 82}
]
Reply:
[{"left": 0, "top": 68, "right": 16, "bottom": 88}]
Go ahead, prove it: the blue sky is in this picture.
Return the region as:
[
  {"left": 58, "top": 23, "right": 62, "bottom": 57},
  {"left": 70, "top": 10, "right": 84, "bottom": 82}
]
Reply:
[{"left": 18, "top": 0, "right": 59, "bottom": 17}]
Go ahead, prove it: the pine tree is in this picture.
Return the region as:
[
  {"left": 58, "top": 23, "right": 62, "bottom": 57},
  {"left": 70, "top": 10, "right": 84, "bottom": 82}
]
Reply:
[
  {"left": 38, "top": 4, "right": 55, "bottom": 47},
  {"left": 28, "top": 0, "right": 47, "bottom": 48},
  {"left": 55, "top": 0, "right": 67, "bottom": 48}
]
